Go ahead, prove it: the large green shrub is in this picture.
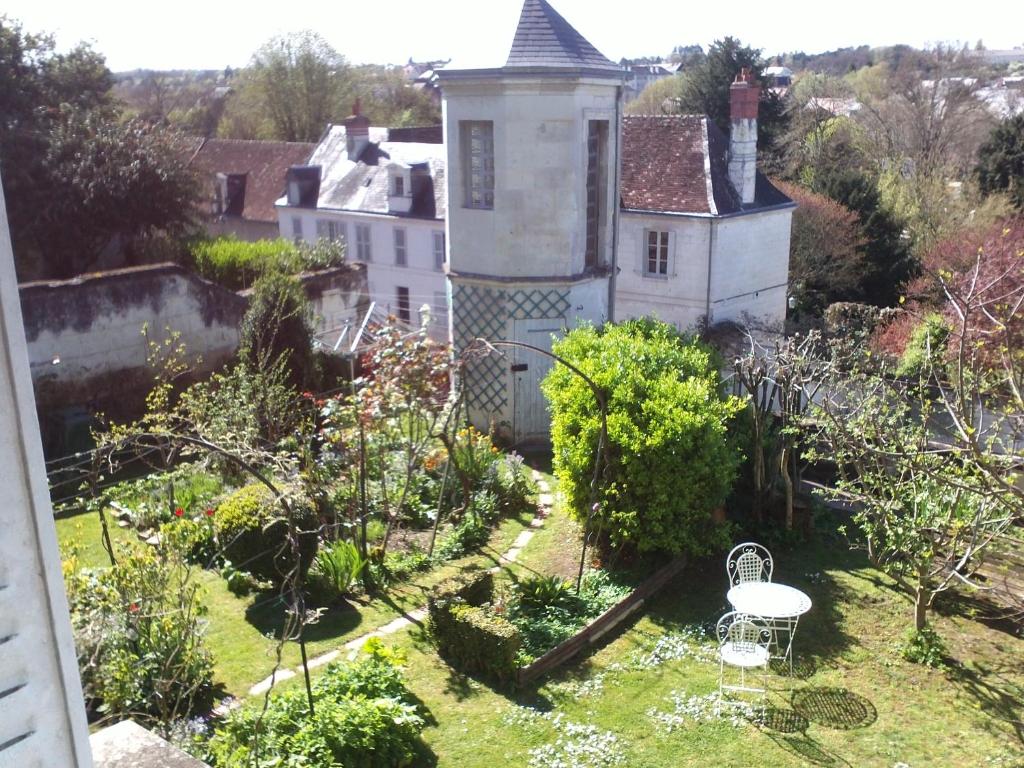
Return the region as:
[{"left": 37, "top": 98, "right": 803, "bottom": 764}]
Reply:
[
  {"left": 214, "top": 483, "right": 319, "bottom": 584},
  {"left": 208, "top": 642, "right": 425, "bottom": 767},
  {"left": 542, "top": 319, "right": 742, "bottom": 555},
  {"left": 238, "top": 271, "right": 316, "bottom": 388},
  {"left": 64, "top": 544, "right": 214, "bottom": 724}
]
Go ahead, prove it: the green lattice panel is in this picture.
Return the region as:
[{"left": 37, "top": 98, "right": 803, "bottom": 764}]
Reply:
[
  {"left": 508, "top": 288, "right": 570, "bottom": 319},
  {"left": 452, "top": 284, "right": 508, "bottom": 412}
]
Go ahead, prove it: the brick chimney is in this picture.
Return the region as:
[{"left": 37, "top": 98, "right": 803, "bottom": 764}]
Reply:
[
  {"left": 728, "top": 67, "right": 759, "bottom": 205},
  {"left": 344, "top": 98, "right": 370, "bottom": 161}
]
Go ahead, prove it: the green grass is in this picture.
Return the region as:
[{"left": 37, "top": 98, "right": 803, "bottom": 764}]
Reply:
[
  {"left": 389, "top": 529, "right": 1024, "bottom": 768},
  {"left": 58, "top": 473, "right": 1024, "bottom": 767},
  {"left": 55, "top": 501, "right": 538, "bottom": 698}
]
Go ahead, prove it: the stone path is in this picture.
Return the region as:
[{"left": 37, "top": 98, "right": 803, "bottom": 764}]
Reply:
[{"left": 244, "top": 470, "right": 554, "bottom": 700}]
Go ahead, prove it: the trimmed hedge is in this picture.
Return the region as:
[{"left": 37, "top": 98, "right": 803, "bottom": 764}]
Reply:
[
  {"left": 428, "top": 570, "right": 521, "bottom": 683},
  {"left": 214, "top": 483, "right": 319, "bottom": 584}
]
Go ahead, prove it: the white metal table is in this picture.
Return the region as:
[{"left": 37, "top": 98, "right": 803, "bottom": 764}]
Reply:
[{"left": 726, "top": 582, "right": 812, "bottom": 673}]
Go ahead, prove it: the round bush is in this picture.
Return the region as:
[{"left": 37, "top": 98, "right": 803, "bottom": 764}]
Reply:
[
  {"left": 214, "top": 483, "right": 319, "bottom": 584},
  {"left": 542, "top": 319, "right": 742, "bottom": 555}
]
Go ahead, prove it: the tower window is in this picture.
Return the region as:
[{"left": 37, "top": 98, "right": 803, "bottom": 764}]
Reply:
[{"left": 461, "top": 121, "right": 494, "bottom": 209}]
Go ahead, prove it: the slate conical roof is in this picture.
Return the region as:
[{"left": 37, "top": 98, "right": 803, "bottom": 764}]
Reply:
[{"left": 505, "top": 0, "right": 622, "bottom": 75}]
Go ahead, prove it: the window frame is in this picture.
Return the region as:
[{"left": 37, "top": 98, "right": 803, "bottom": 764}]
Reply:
[
  {"left": 393, "top": 227, "right": 407, "bottom": 267},
  {"left": 643, "top": 229, "right": 670, "bottom": 278},
  {"left": 355, "top": 223, "right": 372, "bottom": 262},
  {"left": 433, "top": 231, "right": 445, "bottom": 271},
  {"left": 291, "top": 216, "right": 303, "bottom": 244},
  {"left": 461, "top": 121, "right": 495, "bottom": 210},
  {"left": 396, "top": 286, "right": 411, "bottom": 324}
]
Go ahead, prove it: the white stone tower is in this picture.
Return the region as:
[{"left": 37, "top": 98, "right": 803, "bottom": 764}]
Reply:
[{"left": 438, "top": 0, "right": 624, "bottom": 442}]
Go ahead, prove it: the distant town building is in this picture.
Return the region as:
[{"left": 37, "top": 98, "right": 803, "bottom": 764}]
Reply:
[
  {"left": 276, "top": 107, "right": 449, "bottom": 339},
  {"left": 187, "top": 138, "right": 315, "bottom": 241},
  {"left": 763, "top": 65, "right": 793, "bottom": 88},
  {"left": 624, "top": 63, "right": 676, "bottom": 102}
]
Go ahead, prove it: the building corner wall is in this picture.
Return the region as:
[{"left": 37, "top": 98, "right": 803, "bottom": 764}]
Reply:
[{"left": 0, "top": 175, "right": 93, "bottom": 765}]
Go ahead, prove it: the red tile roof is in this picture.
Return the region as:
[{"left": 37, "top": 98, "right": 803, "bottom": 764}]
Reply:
[
  {"left": 620, "top": 115, "right": 714, "bottom": 214},
  {"left": 188, "top": 139, "right": 315, "bottom": 223},
  {"left": 620, "top": 115, "right": 792, "bottom": 215}
]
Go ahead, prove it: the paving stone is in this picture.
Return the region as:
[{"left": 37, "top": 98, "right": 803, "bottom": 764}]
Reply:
[
  {"left": 249, "top": 668, "right": 296, "bottom": 697},
  {"left": 305, "top": 649, "right": 340, "bottom": 670},
  {"left": 538, "top": 493, "right": 554, "bottom": 507}
]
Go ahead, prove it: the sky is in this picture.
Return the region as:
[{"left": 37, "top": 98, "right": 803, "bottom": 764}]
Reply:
[{"left": 6, "top": 0, "right": 1022, "bottom": 72}]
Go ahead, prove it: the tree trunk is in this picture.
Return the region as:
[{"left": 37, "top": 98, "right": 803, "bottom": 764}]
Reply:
[
  {"left": 781, "top": 443, "right": 794, "bottom": 531},
  {"left": 914, "top": 584, "right": 929, "bottom": 630}
]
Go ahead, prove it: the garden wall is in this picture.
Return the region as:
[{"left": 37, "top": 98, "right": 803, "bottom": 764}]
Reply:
[{"left": 20, "top": 264, "right": 247, "bottom": 412}]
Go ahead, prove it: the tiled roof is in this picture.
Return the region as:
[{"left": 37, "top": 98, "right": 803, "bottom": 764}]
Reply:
[
  {"left": 505, "top": 0, "right": 621, "bottom": 74},
  {"left": 299, "top": 125, "right": 446, "bottom": 220},
  {"left": 620, "top": 115, "right": 791, "bottom": 215},
  {"left": 188, "top": 139, "right": 315, "bottom": 223}
]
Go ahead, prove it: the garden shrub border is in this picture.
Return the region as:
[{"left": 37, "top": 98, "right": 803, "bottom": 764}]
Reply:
[
  {"left": 428, "top": 558, "right": 689, "bottom": 687},
  {"left": 516, "top": 555, "right": 688, "bottom": 686},
  {"left": 428, "top": 570, "right": 522, "bottom": 683}
]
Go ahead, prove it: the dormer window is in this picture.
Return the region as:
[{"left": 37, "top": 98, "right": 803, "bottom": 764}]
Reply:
[{"left": 387, "top": 165, "right": 413, "bottom": 214}]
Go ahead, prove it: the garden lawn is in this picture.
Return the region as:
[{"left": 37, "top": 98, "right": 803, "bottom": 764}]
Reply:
[
  {"left": 390, "top": 527, "right": 1024, "bottom": 768},
  {"left": 55, "top": 502, "right": 539, "bottom": 698}
]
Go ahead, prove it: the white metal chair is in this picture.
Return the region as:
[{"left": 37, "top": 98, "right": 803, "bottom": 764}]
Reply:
[
  {"left": 716, "top": 611, "right": 772, "bottom": 705},
  {"left": 726, "top": 542, "right": 774, "bottom": 587}
]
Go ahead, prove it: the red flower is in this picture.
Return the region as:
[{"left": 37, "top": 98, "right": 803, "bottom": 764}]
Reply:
[
  {"left": 174, "top": 507, "right": 184, "bottom": 517},
  {"left": 205, "top": 508, "right": 215, "bottom": 517},
  {"left": 128, "top": 602, "right": 139, "bottom": 613}
]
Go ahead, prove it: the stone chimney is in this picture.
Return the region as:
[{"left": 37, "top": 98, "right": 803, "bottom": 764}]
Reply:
[
  {"left": 728, "top": 67, "right": 759, "bottom": 205},
  {"left": 344, "top": 98, "right": 370, "bottom": 161}
]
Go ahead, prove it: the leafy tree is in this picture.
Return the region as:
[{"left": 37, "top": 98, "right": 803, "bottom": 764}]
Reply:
[
  {"left": 811, "top": 218, "right": 1024, "bottom": 630},
  {"left": 976, "top": 114, "right": 1024, "bottom": 209},
  {"left": 239, "top": 271, "right": 316, "bottom": 389},
  {"left": 542, "top": 319, "right": 742, "bottom": 555},
  {"left": 38, "top": 108, "right": 199, "bottom": 276},
  {"left": 625, "top": 76, "right": 683, "bottom": 116},
  {"left": 812, "top": 169, "right": 916, "bottom": 307},
  {"left": 774, "top": 180, "right": 866, "bottom": 316},
  {"left": 246, "top": 30, "right": 350, "bottom": 142},
  {"left": 674, "top": 37, "right": 789, "bottom": 160},
  {"left": 0, "top": 17, "right": 199, "bottom": 279}
]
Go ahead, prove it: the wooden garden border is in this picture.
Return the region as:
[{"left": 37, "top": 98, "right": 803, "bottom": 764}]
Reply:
[{"left": 516, "top": 554, "right": 688, "bottom": 686}]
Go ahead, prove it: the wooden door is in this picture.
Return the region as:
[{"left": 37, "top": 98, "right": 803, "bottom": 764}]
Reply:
[{"left": 512, "top": 318, "right": 565, "bottom": 443}]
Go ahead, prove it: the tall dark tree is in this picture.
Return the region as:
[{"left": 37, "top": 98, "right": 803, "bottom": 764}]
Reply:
[
  {"left": 813, "top": 169, "right": 917, "bottom": 307},
  {"left": 39, "top": 109, "right": 199, "bottom": 276},
  {"left": 976, "top": 114, "right": 1024, "bottom": 210},
  {"left": 675, "top": 37, "right": 789, "bottom": 162}
]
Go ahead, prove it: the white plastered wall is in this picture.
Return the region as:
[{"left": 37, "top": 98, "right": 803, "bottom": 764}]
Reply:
[{"left": 0, "top": 173, "right": 92, "bottom": 767}]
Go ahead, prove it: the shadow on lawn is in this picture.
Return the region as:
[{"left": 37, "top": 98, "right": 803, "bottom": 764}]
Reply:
[
  {"left": 244, "top": 592, "right": 365, "bottom": 643},
  {"left": 790, "top": 686, "right": 877, "bottom": 730},
  {"left": 949, "top": 662, "right": 1024, "bottom": 746}
]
